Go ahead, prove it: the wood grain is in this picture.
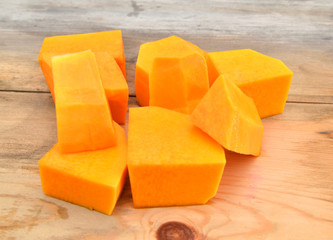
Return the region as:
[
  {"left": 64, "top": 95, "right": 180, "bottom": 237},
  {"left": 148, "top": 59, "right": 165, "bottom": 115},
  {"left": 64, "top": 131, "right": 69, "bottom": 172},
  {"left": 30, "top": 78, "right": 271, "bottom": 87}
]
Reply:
[
  {"left": 0, "top": 0, "right": 332, "bottom": 103},
  {"left": 1, "top": 93, "right": 333, "bottom": 239},
  {"left": 1, "top": 0, "right": 333, "bottom": 239}
]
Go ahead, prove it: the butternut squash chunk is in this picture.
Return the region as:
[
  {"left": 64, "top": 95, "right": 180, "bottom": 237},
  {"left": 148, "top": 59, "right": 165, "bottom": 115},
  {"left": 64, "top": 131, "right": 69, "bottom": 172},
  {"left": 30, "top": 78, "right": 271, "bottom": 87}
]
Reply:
[
  {"left": 135, "top": 36, "right": 207, "bottom": 106},
  {"left": 42, "top": 51, "right": 128, "bottom": 124},
  {"left": 206, "top": 49, "right": 293, "bottom": 118},
  {"left": 38, "top": 30, "right": 126, "bottom": 98},
  {"left": 94, "top": 52, "right": 128, "bottom": 124},
  {"left": 39, "top": 123, "right": 127, "bottom": 215},
  {"left": 52, "top": 50, "right": 116, "bottom": 153},
  {"left": 149, "top": 52, "right": 208, "bottom": 114},
  {"left": 191, "top": 76, "right": 264, "bottom": 156},
  {"left": 128, "top": 107, "right": 226, "bottom": 208}
]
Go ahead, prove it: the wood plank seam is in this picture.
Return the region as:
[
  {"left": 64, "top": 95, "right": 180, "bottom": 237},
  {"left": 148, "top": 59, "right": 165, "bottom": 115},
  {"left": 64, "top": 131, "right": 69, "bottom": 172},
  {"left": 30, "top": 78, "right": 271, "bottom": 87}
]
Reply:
[{"left": 0, "top": 89, "right": 332, "bottom": 106}]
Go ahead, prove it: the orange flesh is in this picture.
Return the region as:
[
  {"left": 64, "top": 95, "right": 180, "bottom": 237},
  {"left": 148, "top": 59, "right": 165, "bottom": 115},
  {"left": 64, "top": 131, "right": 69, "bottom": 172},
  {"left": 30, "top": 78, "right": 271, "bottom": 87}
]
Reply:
[
  {"left": 206, "top": 49, "right": 293, "bottom": 118},
  {"left": 38, "top": 30, "right": 126, "bottom": 99},
  {"left": 149, "top": 53, "right": 209, "bottom": 114},
  {"left": 94, "top": 52, "right": 128, "bottom": 124},
  {"left": 42, "top": 51, "right": 128, "bottom": 124},
  {"left": 52, "top": 50, "right": 116, "bottom": 153},
  {"left": 128, "top": 106, "right": 226, "bottom": 208},
  {"left": 38, "top": 123, "right": 127, "bottom": 215},
  {"left": 191, "top": 76, "right": 264, "bottom": 156},
  {"left": 135, "top": 36, "right": 207, "bottom": 106}
]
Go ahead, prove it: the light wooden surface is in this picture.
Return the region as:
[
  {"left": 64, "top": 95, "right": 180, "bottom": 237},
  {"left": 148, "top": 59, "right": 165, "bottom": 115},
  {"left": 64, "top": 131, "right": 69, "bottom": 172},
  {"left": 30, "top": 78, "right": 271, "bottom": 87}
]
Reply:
[{"left": 1, "top": 1, "right": 333, "bottom": 239}]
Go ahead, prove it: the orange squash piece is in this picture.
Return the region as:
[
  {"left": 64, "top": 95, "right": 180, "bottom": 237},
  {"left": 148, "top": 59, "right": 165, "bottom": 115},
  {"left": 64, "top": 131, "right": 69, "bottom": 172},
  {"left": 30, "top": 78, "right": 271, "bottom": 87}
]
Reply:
[
  {"left": 42, "top": 51, "right": 128, "bottom": 124},
  {"left": 185, "top": 40, "right": 207, "bottom": 58},
  {"left": 38, "top": 30, "right": 128, "bottom": 117},
  {"left": 149, "top": 52, "right": 208, "bottom": 114},
  {"left": 39, "top": 123, "right": 127, "bottom": 215},
  {"left": 128, "top": 107, "right": 226, "bottom": 208},
  {"left": 53, "top": 50, "right": 116, "bottom": 153},
  {"left": 135, "top": 36, "right": 207, "bottom": 106},
  {"left": 191, "top": 76, "right": 264, "bottom": 156},
  {"left": 206, "top": 49, "right": 293, "bottom": 118},
  {"left": 94, "top": 52, "right": 128, "bottom": 124}
]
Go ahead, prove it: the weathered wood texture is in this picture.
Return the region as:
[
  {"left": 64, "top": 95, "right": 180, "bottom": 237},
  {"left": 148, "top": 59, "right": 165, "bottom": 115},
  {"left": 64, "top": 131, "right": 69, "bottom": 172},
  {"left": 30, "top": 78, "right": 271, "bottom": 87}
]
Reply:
[
  {"left": 1, "top": 0, "right": 333, "bottom": 239},
  {"left": 1, "top": 0, "right": 333, "bottom": 103},
  {"left": 1, "top": 93, "right": 332, "bottom": 239}
]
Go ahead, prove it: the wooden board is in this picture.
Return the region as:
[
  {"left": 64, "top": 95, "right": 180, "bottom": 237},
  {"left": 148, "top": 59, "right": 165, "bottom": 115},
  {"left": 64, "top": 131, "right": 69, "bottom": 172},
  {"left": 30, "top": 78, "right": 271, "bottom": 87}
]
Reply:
[
  {"left": 1, "top": 1, "right": 333, "bottom": 103},
  {"left": 1, "top": 1, "right": 333, "bottom": 239}
]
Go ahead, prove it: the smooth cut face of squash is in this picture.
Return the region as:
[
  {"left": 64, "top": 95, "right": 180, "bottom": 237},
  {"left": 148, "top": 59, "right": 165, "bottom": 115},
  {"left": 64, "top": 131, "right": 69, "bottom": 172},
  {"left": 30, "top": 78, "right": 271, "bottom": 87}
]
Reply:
[
  {"left": 206, "top": 49, "right": 293, "bottom": 118},
  {"left": 38, "top": 30, "right": 126, "bottom": 99},
  {"left": 52, "top": 50, "right": 116, "bottom": 153},
  {"left": 38, "top": 122, "right": 127, "bottom": 215},
  {"left": 191, "top": 76, "right": 264, "bottom": 156},
  {"left": 43, "top": 51, "right": 128, "bottom": 125},
  {"left": 135, "top": 36, "right": 207, "bottom": 106},
  {"left": 149, "top": 52, "right": 209, "bottom": 114},
  {"left": 94, "top": 52, "right": 128, "bottom": 124},
  {"left": 128, "top": 106, "right": 226, "bottom": 208}
]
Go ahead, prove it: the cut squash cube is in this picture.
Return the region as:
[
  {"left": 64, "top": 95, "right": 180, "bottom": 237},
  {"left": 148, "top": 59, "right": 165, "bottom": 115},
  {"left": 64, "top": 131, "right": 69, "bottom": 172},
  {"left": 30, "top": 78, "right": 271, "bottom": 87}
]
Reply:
[
  {"left": 135, "top": 36, "right": 207, "bottom": 106},
  {"left": 128, "top": 106, "right": 226, "bottom": 208},
  {"left": 94, "top": 52, "right": 128, "bottom": 124},
  {"left": 191, "top": 76, "right": 264, "bottom": 156},
  {"left": 206, "top": 49, "right": 293, "bottom": 118},
  {"left": 39, "top": 30, "right": 126, "bottom": 81},
  {"left": 38, "top": 30, "right": 127, "bottom": 124},
  {"left": 39, "top": 123, "right": 127, "bottom": 215},
  {"left": 52, "top": 50, "right": 116, "bottom": 153},
  {"left": 42, "top": 51, "right": 128, "bottom": 124}
]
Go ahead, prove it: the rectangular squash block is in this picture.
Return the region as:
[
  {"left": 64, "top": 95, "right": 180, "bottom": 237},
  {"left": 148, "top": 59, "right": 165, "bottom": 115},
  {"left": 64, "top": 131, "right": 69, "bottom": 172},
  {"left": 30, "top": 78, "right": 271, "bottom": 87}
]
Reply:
[
  {"left": 39, "top": 123, "right": 127, "bottom": 215},
  {"left": 128, "top": 107, "right": 226, "bottom": 208},
  {"left": 206, "top": 49, "right": 293, "bottom": 118},
  {"left": 42, "top": 51, "right": 128, "bottom": 124},
  {"left": 38, "top": 30, "right": 126, "bottom": 99},
  {"left": 52, "top": 50, "right": 116, "bottom": 153}
]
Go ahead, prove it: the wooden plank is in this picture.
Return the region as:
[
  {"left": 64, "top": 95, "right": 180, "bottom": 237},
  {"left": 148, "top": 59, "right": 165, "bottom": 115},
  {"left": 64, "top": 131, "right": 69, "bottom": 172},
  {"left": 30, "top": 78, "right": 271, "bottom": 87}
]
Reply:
[
  {"left": 1, "top": 0, "right": 332, "bottom": 44},
  {"left": 1, "top": 0, "right": 333, "bottom": 103},
  {"left": 1, "top": 92, "right": 332, "bottom": 239},
  {"left": 1, "top": 1, "right": 333, "bottom": 239},
  {"left": 0, "top": 92, "right": 331, "bottom": 161}
]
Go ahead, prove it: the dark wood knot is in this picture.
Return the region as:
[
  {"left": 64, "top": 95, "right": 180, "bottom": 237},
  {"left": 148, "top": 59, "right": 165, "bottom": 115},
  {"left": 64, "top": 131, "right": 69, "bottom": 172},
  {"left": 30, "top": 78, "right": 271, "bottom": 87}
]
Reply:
[
  {"left": 156, "top": 221, "right": 197, "bottom": 240},
  {"left": 318, "top": 130, "right": 333, "bottom": 139}
]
